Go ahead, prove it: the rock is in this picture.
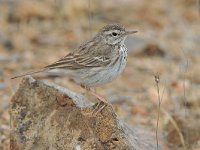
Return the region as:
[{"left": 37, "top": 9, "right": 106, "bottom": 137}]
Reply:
[{"left": 11, "top": 76, "right": 163, "bottom": 150}]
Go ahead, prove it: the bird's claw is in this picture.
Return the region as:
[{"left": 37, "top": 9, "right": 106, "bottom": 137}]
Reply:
[{"left": 92, "top": 102, "right": 107, "bottom": 115}]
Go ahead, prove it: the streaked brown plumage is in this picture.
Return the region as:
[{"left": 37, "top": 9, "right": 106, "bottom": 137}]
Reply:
[{"left": 11, "top": 24, "right": 137, "bottom": 88}]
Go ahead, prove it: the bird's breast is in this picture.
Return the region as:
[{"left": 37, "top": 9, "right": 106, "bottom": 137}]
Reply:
[
  {"left": 101, "top": 45, "right": 127, "bottom": 83},
  {"left": 71, "top": 45, "right": 128, "bottom": 87}
]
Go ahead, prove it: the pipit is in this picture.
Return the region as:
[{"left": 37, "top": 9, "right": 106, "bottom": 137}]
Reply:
[{"left": 12, "top": 23, "right": 137, "bottom": 112}]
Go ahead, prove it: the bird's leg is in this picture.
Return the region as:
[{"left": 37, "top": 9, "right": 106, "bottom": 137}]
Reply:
[
  {"left": 80, "top": 85, "right": 109, "bottom": 104},
  {"left": 87, "top": 89, "right": 110, "bottom": 115},
  {"left": 92, "top": 102, "right": 107, "bottom": 115},
  {"left": 80, "top": 85, "right": 109, "bottom": 114},
  {"left": 88, "top": 89, "right": 109, "bottom": 104}
]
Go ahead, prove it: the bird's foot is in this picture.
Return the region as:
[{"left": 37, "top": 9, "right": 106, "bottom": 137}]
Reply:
[
  {"left": 80, "top": 84, "right": 110, "bottom": 115},
  {"left": 90, "top": 92, "right": 110, "bottom": 115},
  {"left": 92, "top": 101, "right": 109, "bottom": 116}
]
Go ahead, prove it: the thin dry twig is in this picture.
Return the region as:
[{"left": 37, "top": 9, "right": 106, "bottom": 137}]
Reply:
[
  {"left": 154, "top": 74, "right": 166, "bottom": 150},
  {"left": 153, "top": 73, "right": 186, "bottom": 147},
  {"left": 154, "top": 73, "right": 161, "bottom": 150},
  {"left": 161, "top": 108, "right": 186, "bottom": 148}
]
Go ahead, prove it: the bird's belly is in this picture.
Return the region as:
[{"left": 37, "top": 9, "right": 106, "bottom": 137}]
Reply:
[{"left": 75, "top": 56, "right": 127, "bottom": 87}]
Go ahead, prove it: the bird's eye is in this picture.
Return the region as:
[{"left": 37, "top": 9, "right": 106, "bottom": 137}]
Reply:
[{"left": 112, "top": 32, "right": 117, "bottom": 36}]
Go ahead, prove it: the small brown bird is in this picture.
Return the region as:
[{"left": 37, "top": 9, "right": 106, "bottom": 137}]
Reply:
[{"left": 12, "top": 23, "right": 137, "bottom": 106}]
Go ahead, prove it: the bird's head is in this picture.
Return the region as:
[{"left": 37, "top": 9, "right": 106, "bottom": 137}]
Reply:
[{"left": 98, "top": 23, "right": 137, "bottom": 45}]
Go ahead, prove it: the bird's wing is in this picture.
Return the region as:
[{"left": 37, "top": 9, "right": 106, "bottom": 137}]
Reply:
[
  {"left": 44, "top": 39, "right": 116, "bottom": 70},
  {"left": 44, "top": 52, "right": 111, "bottom": 70}
]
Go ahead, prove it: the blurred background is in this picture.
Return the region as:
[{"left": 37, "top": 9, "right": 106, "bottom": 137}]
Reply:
[{"left": 0, "top": 0, "right": 200, "bottom": 149}]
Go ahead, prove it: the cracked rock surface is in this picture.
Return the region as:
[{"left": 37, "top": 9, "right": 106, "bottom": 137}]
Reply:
[{"left": 11, "top": 76, "right": 160, "bottom": 150}]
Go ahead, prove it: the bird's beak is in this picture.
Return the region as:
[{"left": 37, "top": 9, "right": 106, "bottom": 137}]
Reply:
[{"left": 125, "top": 30, "right": 138, "bottom": 35}]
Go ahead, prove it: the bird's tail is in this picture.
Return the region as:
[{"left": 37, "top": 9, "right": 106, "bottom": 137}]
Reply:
[{"left": 11, "top": 69, "right": 46, "bottom": 79}]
